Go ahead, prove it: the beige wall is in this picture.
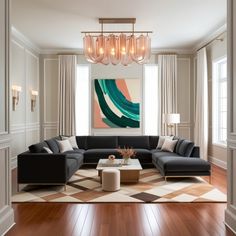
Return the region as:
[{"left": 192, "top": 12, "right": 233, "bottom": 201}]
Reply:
[
  {"left": 40, "top": 53, "right": 194, "bottom": 138},
  {"left": 206, "top": 32, "right": 227, "bottom": 168},
  {"left": 10, "top": 36, "right": 40, "bottom": 168}
]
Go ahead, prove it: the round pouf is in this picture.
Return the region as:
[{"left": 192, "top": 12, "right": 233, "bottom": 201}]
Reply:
[{"left": 102, "top": 169, "right": 120, "bottom": 192}]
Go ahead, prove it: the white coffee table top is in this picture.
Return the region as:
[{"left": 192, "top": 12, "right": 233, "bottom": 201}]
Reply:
[{"left": 96, "top": 159, "right": 143, "bottom": 171}]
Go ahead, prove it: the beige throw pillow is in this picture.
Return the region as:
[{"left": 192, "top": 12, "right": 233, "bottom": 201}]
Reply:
[
  {"left": 157, "top": 136, "right": 173, "bottom": 149},
  {"left": 61, "top": 136, "right": 78, "bottom": 149},
  {"left": 161, "top": 139, "right": 178, "bottom": 152},
  {"left": 57, "top": 139, "right": 73, "bottom": 153}
]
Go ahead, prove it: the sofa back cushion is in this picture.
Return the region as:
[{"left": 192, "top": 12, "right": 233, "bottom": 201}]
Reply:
[
  {"left": 76, "top": 136, "right": 88, "bottom": 149},
  {"left": 149, "top": 136, "right": 159, "bottom": 149},
  {"left": 87, "top": 136, "right": 118, "bottom": 149},
  {"left": 45, "top": 137, "right": 61, "bottom": 153},
  {"left": 29, "top": 141, "right": 49, "bottom": 153},
  {"left": 177, "top": 140, "right": 194, "bottom": 157},
  {"left": 118, "top": 136, "right": 150, "bottom": 149}
]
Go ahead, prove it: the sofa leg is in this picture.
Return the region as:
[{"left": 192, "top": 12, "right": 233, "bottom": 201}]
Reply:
[
  {"left": 64, "top": 185, "right": 67, "bottom": 191},
  {"left": 17, "top": 184, "right": 20, "bottom": 192},
  {"left": 165, "top": 176, "right": 167, "bottom": 182},
  {"left": 209, "top": 175, "right": 212, "bottom": 184}
]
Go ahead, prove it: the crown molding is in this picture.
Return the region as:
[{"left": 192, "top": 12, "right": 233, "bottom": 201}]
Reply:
[
  {"left": 40, "top": 48, "right": 83, "bottom": 55},
  {"left": 151, "top": 48, "right": 194, "bottom": 55},
  {"left": 11, "top": 26, "right": 41, "bottom": 54},
  {"left": 193, "top": 23, "right": 227, "bottom": 52}
]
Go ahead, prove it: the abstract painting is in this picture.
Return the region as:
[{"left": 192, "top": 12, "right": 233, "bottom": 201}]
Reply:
[{"left": 93, "top": 79, "right": 140, "bottom": 128}]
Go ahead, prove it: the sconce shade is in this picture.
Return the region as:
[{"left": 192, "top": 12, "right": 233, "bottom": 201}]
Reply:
[
  {"left": 12, "top": 85, "right": 22, "bottom": 92},
  {"left": 31, "top": 90, "right": 38, "bottom": 96},
  {"left": 163, "top": 113, "right": 180, "bottom": 124}
]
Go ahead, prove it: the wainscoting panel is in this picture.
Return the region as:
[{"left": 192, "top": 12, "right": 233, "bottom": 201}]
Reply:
[
  {"left": 0, "top": 0, "right": 14, "bottom": 233},
  {"left": 44, "top": 59, "right": 59, "bottom": 124},
  {"left": 177, "top": 57, "right": 192, "bottom": 139},
  {"left": 10, "top": 36, "right": 40, "bottom": 169}
]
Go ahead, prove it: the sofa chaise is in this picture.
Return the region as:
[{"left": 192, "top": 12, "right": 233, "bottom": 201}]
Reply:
[{"left": 17, "top": 135, "right": 211, "bottom": 188}]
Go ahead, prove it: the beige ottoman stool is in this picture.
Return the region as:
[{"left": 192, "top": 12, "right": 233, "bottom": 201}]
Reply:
[{"left": 102, "top": 169, "right": 120, "bottom": 191}]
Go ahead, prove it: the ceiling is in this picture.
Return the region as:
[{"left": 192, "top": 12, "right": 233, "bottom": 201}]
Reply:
[{"left": 11, "top": 0, "right": 226, "bottom": 51}]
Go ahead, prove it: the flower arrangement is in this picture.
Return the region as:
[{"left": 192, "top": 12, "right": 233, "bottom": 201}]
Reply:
[{"left": 116, "top": 147, "right": 136, "bottom": 160}]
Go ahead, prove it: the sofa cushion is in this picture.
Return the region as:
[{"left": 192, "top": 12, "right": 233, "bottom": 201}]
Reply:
[
  {"left": 66, "top": 158, "right": 78, "bottom": 178},
  {"left": 134, "top": 149, "right": 152, "bottom": 163},
  {"left": 76, "top": 136, "right": 88, "bottom": 149},
  {"left": 45, "top": 138, "right": 60, "bottom": 153},
  {"left": 87, "top": 136, "right": 118, "bottom": 149},
  {"left": 64, "top": 148, "right": 85, "bottom": 154},
  {"left": 177, "top": 140, "right": 195, "bottom": 157},
  {"left": 149, "top": 136, "right": 159, "bottom": 149},
  {"left": 66, "top": 153, "right": 84, "bottom": 168},
  {"left": 29, "top": 141, "right": 49, "bottom": 153},
  {"left": 118, "top": 136, "right": 150, "bottom": 149},
  {"left": 175, "top": 138, "right": 184, "bottom": 153},
  {"left": 157, "top": 156, "right": 211, "bottom": 172},
  {"left": 84, "top": 149, "right": 119, "bottom": 163}
]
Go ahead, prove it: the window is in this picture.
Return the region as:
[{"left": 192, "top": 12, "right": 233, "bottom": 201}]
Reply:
[
  {"left": 144, "top": 65, "right": 158, "bottom": 135},
  {"left": 212, "top": 57, "right": 227, "bottom": 146},
  {"left": 76, "top": 65, "right": 90, "bottom": 135}
]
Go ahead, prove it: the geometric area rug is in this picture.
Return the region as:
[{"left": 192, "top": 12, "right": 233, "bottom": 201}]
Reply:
[{"left": 12, "top": 169, "right": 226, "bottom": 203}]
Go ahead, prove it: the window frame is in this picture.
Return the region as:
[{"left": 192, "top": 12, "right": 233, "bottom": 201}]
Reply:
[
  {"left": 212, "top": 56, "right": 227, "bottom": 147},
  {"left": 75, "top": 64, "right": 91, "bottom": 135}
]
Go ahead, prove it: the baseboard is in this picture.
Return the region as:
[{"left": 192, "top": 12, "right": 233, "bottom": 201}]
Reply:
[
  {"left": 0, "top": 206, "right": 15, "bottom": 236},
  {"left": 11, "top": 156, "right": 17, "bottom": 170},
  {"left": 225, "top": 208, "right": 236, "bottom": 234},
  {"left": 209, "top": 156, "right": 227, "bottom": 169}
]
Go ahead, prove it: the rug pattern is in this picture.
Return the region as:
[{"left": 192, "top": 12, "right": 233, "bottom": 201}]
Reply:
[{"left": 12, "top": 169, "right": 226, "bottom": 203}]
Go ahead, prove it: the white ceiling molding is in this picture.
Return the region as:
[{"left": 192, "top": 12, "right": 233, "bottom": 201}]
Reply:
[
  {"left": 151, "top": 48, "right": 194, "bottom": 55},
  {"left": 11, "top": 26, "right": 41, "bottom": 54},
  {"left": 40, "top": 48, "right": 83, "bottom": 55},
  {"left": 193, "top": 23, "right": 227, "bottom": 52}
]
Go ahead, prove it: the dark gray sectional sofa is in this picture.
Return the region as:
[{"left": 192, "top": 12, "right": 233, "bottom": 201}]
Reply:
[{"left": 17, "top": 135, "right": 211, "bottom": 187}]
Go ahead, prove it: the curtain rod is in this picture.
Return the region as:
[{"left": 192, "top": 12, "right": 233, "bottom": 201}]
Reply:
[{"left": 197, "top": 31, "right": 226, "bottom": 52}]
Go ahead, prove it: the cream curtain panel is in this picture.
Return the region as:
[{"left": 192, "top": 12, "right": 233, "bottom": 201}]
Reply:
[
  {"left": 58, "top": 55, "right": 77, "bottom": 136},
  {"left": 194, "top": 48, "right": 208, "bottom": 161},
  {"left": 158, "top": 54, "right": 178, "bottom": 135}
]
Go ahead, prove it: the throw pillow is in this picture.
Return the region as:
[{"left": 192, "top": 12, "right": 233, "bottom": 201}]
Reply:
[
  {"left": 43, "top": 147, "right": 53, "bottom": 154},
  {"left": 161, "top": 139, "right": 178, "bottom": 152},
  {"left": 156, "top": 136, "right": 173, "bottom": 149},
  {"left": 56, "top": 139, "right": 73, "bottom": 153},
  {"left": 61, "top": 135, "right": 79, "bottom": 149}
]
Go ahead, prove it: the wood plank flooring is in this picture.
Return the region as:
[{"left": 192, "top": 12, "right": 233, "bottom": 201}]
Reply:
[{"left": 7, "top": 164, "right": 235, "bottom": 236}]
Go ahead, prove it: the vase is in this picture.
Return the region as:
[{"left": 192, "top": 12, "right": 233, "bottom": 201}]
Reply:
[{"left": 123, "top": 158, "right": 130, "bottom": 165}]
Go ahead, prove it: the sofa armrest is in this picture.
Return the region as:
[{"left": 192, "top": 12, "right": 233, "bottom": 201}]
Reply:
[
  {"left": 17, "top": 152, "right": 67, "bottom": 184},
  {"left": 190, "top": 146, "right": 200, "bottom": 158}
]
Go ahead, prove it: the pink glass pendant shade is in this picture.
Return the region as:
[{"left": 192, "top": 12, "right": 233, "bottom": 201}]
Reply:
[{"left": 83, "top": 33, "right": 151, "bottom": 65}]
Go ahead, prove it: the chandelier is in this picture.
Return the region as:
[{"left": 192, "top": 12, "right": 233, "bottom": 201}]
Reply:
[{"left": 82, "top": 18, "right": 152, "bottom": 66}]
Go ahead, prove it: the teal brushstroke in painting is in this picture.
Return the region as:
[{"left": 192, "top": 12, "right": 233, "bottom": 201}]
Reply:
[
  {"left": 94, "top": 80, "right": 139, "bottom": 128},
  {"left": 97, "top": 79, "right": 140, "bottom": 121}
]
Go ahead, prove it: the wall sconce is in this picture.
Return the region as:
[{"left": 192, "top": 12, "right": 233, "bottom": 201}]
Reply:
[
  {"left": 12, "top": 85, "right": 22, "bottom": 111},
  {"left": 31, "top": 90, "right": 38, "bottom": 112}
]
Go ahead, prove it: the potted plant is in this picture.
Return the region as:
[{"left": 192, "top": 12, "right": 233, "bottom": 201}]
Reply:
[{"left": 116, "top": 147, "right": 136, "bottom": 165}]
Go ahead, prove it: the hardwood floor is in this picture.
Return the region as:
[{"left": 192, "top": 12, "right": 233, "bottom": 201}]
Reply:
[{"left": 7, "top": 164, "right": 235, "bottom": 236}]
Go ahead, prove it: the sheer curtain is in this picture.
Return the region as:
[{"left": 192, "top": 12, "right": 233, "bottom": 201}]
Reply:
[
  {"left": 194, "top": 48, "right": 208, "bottom": 160},
  {"left": 58, "top": 55, "right": 77, "bottom": 136},
  {"left": 157, "top": 54, "right": 177, "bottom": 135}
]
